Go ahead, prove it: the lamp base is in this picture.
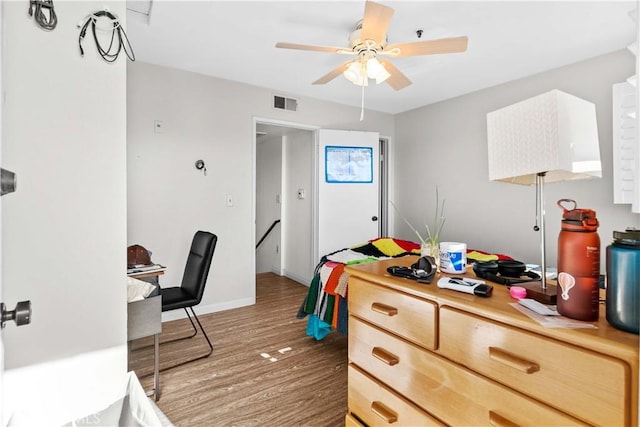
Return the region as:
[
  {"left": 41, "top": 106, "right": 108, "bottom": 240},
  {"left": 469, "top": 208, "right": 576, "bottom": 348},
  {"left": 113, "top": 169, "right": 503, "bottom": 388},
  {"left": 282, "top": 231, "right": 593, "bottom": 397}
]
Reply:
[{"left": 521, "top": 282, "right": 557, "bottom": 305}]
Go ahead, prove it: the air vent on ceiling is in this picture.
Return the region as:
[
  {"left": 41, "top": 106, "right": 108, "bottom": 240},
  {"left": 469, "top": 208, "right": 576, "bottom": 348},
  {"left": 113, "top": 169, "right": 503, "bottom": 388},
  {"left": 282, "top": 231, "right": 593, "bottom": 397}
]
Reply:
[{"left": 273, "top": 95, "right": 298, "bottom": 112}]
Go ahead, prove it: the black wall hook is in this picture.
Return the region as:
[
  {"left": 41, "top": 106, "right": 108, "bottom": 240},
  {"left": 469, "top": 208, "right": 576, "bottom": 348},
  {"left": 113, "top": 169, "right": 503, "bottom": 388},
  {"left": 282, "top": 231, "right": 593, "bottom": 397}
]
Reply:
[{"left": 195, "top": 160, "right": 207, "bottom": 176}]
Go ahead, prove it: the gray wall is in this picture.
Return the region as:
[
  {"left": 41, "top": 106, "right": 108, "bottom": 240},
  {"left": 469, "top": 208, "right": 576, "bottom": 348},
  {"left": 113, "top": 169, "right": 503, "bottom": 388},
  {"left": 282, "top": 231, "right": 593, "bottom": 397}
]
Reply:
[
  {"left": 127, "top": 61, "right": 395, "bottom": 317},
  {"left": 394, "top": 50, "right": 640, "bottom": 267},
  {"left": 2, "top": 1, "right": 127, "bottom": 370}
]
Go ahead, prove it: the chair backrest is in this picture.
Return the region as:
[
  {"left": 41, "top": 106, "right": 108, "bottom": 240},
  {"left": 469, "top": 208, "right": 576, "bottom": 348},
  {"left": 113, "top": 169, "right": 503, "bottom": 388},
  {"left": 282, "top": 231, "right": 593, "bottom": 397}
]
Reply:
[{"left": 180, "top": 231, "right": 217, "bottom": 304}]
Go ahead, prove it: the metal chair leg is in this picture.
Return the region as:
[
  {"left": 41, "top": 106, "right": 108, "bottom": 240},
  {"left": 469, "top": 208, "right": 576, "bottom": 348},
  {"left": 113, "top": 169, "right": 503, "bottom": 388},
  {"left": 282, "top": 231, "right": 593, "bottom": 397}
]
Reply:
[
  {"left": 188, "top": 307, "right": 213, "bottom": 356},
  {"left": 158, "top": 308, "right": 197, "bottom": 343},
  {"left": 159, "top": 307, "right": 213, "bottom": 372},
  {"left": 130, "top": 307, "right": 197, "bottom": 352}
]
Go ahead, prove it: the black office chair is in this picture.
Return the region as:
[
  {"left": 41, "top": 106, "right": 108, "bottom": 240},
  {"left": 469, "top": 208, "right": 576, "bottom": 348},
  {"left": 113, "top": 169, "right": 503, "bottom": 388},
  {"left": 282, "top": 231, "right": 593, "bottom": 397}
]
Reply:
[{"left": 161, "top": 231, "right": 217, "bottom": 367}]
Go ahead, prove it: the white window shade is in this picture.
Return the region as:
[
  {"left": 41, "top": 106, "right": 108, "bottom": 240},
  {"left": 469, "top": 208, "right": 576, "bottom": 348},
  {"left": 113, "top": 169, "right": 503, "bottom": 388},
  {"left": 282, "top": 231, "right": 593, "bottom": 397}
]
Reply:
[
  {"left": 612, "top": 81, "right": 638, "bottom": 211},
  {"left": 611, "top": 7, "right": 640, "bottom": 214}
]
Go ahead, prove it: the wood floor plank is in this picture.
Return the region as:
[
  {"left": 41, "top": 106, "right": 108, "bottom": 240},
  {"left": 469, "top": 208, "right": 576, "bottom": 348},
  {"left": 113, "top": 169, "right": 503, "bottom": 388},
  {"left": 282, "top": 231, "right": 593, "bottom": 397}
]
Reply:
[{"left": 129, "top": 273, "right": 347, "bottom": 426}]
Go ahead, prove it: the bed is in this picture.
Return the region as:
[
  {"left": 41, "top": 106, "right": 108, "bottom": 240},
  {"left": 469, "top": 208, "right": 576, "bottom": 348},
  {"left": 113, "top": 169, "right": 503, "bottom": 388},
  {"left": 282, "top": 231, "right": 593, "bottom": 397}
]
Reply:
[
  {"left": 296, "top": 237, "right": 421, "bottom": 340},
  {"left": 296, "top": 238, "right": 515, "bottom": 340}
]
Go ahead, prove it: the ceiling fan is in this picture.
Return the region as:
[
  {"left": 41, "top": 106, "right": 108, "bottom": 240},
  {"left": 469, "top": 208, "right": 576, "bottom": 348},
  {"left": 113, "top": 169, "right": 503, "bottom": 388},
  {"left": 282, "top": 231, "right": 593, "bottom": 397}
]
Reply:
[{"left": 275, "top": 0, "right": 468, "bottom": 90}]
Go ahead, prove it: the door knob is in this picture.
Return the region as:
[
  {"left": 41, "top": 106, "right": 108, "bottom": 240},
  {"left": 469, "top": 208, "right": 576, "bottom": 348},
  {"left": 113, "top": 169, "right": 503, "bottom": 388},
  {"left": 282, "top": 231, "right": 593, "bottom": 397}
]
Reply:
[
  {"left": 371, "top": 216, "right": 378, "bottom": 221},
  {"left": 1, "top": 168, "right": 17, "bottom": 196},
  {"left": 1, "top": 301, "right": 32, "bottom": 329}
]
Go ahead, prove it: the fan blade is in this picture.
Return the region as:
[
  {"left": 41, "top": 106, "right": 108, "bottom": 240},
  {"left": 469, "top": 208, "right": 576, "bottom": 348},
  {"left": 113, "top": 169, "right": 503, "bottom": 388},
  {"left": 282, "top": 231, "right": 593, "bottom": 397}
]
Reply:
[
  {"left": 361, "top": 1, "right": 394, "bottom": 44},
  {"left": 384, "top": 36, "right": 468, "bottom": 57},
  {"left": 313, "top": 61, "right": 351, "bottom": 85},
  {"left": 275, "top": 42, "right": 350, "bottom": 54},
  {"left": 379, "top": 60, "right": 411, "bottom": 91}
]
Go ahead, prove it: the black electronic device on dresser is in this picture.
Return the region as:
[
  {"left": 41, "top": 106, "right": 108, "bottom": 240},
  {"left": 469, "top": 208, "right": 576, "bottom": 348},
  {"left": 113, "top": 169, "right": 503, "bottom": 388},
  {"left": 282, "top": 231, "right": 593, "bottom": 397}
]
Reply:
[{"left": 473, "top": 259, "right": 540, "bottom": 286}]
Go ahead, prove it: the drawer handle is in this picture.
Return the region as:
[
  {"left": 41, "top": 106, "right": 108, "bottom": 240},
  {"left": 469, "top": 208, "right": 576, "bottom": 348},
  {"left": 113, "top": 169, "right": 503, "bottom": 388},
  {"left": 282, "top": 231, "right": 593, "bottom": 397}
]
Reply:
[
  {"left": 372, "top": 347, "right": 399, "bottom": 366},
  {"left": 489, "top": 347, "right": 539, "bottom": 374},
  {"left": 371, "top": 401, "right": 398, "bottom": 424},
  {"left": 489, "top": 410, "right": 520, "bottom": 427},
  {"left": 371, "top": 302, "right": 398, "bottom": 316}
]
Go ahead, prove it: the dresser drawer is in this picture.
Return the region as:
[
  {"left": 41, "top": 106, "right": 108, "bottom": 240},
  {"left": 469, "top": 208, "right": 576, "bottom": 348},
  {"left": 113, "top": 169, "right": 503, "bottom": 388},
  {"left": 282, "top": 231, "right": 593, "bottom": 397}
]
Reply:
[
  {"left": 439, "top": 306, "right": 630, "bottom": 426},
  {"left": 348, "top": 364, "right": 444, "bottom": 427},
  {"left": 349, "top": 278, "right": 437, "bottom": 350},
  {"left": 345, "top": 412, "right": 365, "bottom": 427},
  {"left": 349, "top": 316, "right": 586, "bottom": 426}
]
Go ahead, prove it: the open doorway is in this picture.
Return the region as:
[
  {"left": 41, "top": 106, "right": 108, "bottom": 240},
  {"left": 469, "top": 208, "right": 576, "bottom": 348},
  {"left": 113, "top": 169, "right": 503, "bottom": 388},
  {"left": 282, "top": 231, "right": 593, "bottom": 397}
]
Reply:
[
  {"left": 255, "top": 121, "right": 317, "bottom": 286},
  {"left": 254, "top": 120, "right": 389, "bottom": 288}
]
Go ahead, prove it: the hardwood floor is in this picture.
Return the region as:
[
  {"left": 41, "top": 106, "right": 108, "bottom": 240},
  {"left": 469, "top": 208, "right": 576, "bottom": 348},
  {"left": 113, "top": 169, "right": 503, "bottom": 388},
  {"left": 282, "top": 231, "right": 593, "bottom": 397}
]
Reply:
[{"left": 129, "top": 273, "right": 348, "bottom": 427}]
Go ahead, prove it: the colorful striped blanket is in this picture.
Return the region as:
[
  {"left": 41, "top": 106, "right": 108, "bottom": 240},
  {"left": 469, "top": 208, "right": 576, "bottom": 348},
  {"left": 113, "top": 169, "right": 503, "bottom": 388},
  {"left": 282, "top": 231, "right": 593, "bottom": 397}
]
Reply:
[{"left": 296, "top": 238, "right": 421, "bottom": 340}]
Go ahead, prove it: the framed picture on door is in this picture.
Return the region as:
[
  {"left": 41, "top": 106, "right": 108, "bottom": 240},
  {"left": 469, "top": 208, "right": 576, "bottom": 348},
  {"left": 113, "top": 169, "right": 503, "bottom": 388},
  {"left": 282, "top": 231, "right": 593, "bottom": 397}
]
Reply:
[{"left": 325, "top": 145, "right": 373, "bottom": 183}]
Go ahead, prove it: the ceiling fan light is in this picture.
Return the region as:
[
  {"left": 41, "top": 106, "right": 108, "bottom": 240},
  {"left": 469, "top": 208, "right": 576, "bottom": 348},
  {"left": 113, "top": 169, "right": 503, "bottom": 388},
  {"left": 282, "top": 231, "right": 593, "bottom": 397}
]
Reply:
[
  {"left": 365, "top": 57, "right": 382, "bottom": 78},
  {"left": 344, "top": 61, "right": 362, "bottom": 83},
  {"left": 353, "top": 74, "right": 369, "bottom": 86},
  {"left": 366, "top": 57, "right": 391, "bottom": 84},
  {"left": 344, "top": 61, "right": 368, "bottom": 86}
]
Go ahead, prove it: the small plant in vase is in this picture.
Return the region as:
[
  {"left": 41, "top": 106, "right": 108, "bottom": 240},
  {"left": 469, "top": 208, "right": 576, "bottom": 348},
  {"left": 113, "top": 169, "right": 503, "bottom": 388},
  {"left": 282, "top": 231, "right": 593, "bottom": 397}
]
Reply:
[{"left": 390, "top": 188, "right": 446, "bottom": 267}]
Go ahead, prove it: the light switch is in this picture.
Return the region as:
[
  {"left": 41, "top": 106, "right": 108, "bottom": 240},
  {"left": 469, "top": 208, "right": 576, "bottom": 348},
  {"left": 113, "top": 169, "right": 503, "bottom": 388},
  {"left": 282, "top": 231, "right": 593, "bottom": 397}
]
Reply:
[
  {"left": 297, "top": 189, "right": 305, "bottom": 199},
  {"left": 226, "top": 194, "right": 233, "bottom": 207}
]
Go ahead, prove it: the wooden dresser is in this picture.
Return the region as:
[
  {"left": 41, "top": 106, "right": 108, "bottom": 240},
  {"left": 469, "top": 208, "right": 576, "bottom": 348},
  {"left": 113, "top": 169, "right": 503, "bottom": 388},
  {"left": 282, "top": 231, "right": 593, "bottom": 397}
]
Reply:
[{"left": 344, "top": 257, "right": 639, "bottom": 426}]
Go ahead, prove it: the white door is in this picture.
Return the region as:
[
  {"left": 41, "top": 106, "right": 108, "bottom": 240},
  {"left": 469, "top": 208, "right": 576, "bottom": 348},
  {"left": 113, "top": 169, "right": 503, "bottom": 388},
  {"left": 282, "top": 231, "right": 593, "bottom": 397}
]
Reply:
[
  {"left": 1, "top": 3, "right": 5, "bottom": 421},
  {"left": 317, "top": 129, "right": 380, "bottom": 260}
]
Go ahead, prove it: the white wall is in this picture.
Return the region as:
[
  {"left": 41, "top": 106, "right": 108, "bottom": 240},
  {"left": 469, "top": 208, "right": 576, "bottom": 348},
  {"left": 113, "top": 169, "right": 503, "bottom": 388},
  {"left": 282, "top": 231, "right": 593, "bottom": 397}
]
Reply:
[
  {"left": 282, "top": 131, "right": 314, "bottom": 284},
  {"left": 2, "top": 0, "right": 127, "bottom": 422},
  {"left": 127, "top": 62, "right": 394, "bottom": 318},
  {"left": 394, "top": 50, "right": 640, "bottom": 267},
  {"left": 256, "top": 135, "right": 282, "bottom": 274}
]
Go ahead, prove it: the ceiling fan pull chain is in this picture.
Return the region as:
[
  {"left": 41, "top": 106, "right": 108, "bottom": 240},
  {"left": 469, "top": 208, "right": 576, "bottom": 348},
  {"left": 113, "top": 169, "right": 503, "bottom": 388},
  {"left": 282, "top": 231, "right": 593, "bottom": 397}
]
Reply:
[{"left": 360, "top": 85, "right": 365, "bottom": 121}]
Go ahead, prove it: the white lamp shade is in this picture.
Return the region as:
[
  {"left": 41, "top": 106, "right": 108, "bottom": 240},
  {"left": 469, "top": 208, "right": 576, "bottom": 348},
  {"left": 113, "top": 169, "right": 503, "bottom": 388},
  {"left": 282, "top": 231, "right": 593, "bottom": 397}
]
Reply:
[{"left": 487, "top": 90, "right": 602, "bottom": 185}]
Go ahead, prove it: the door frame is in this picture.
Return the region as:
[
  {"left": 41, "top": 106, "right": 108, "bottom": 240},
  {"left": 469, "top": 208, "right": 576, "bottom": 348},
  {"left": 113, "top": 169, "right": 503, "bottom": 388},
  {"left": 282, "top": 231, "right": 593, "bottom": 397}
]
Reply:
[
  {"left": 0, "top": 1, "right": 4, "bottom": 420},
  {"left": 253, "top": 117, "right": 319, "bottom": 283},
  {"left": 379, "top": 136, "right": 390, "bottom": 238},
  {"left": 252, "top": 117, "right": 393, "bottom": 284}
]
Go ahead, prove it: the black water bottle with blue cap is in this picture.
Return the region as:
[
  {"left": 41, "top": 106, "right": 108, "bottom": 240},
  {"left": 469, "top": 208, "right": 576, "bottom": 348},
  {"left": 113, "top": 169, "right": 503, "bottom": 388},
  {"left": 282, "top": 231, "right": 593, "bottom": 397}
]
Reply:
[{"left": 606, "top": 229, "right": 640, "bottom": 334}]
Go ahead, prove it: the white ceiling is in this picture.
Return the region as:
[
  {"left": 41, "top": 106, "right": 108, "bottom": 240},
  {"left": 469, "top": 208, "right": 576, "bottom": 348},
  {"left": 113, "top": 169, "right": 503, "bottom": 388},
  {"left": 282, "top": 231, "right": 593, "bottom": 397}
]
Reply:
[{"left": 126, "top": 1, "right": 637, "bottom": 115}]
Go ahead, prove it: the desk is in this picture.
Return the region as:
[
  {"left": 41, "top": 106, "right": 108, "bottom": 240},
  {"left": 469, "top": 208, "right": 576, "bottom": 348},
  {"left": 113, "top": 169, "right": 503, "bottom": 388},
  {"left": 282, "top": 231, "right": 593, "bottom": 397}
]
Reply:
[
  {"left": 127, "top": 265, "right": 166, "bottom": 281},
  {"left": 127, "top": 270, "right": 163, "bottom": 401}
]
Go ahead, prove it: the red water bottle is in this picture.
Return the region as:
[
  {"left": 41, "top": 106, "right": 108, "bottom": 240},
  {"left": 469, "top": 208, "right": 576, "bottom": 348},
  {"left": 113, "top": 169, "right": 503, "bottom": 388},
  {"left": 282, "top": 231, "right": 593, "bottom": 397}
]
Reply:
[{"left": 556, "top": 199, "right": 600, "bottom": 321}]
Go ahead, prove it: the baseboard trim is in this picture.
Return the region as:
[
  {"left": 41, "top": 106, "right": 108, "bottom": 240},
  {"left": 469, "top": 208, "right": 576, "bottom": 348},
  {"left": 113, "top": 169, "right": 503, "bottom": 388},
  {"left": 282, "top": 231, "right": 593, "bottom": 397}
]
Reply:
[
  {"left": 270, "top": 267, "right": 283, "bottom": 275},
  {"left": 282, "top": 269, "right": 310, "bottom": 287},
  {"left": 161, "top": 296, "right": 255, "bottom": 322}
]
